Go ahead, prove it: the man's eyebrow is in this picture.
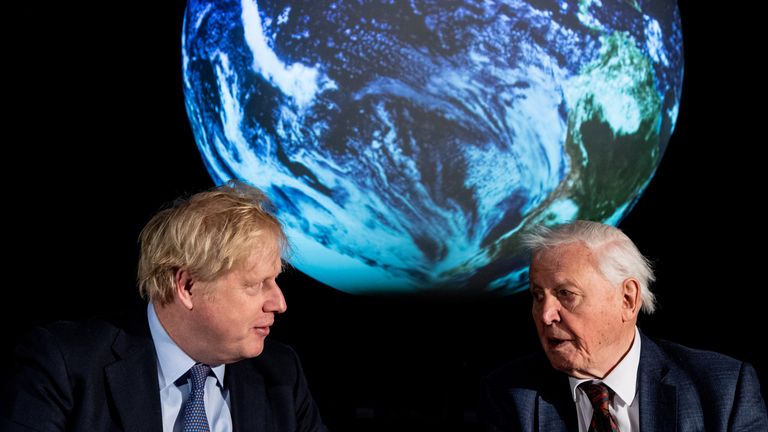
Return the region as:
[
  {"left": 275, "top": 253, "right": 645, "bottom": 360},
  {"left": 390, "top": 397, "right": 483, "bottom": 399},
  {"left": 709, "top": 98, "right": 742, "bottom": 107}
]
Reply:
[
  {"left": 553, "top": 280, "right": 579, "bottom": 291},
  {"left": 529, "top": 280, "right": 576, "bottom": 291}
]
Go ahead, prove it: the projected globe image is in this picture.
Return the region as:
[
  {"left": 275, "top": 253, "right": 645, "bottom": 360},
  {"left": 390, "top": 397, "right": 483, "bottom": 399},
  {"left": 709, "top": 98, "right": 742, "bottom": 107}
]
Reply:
[{"left": 182, "top": 1, "right": 683, "bottom": 295}]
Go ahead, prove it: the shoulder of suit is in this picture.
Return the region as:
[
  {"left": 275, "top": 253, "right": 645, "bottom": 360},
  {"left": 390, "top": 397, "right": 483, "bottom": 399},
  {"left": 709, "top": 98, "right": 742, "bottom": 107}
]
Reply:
[
  {"left": 14, "top": 318, "right": 126, "bottom": 369},
  {"left": 644, "top": 336, "right": 750, "bottom": 390},
  {"left": 648, "top": 336, "right": 743, "bottom": 370},
  {"left": 32, "top": 318, "right": 122, "bottom": 348}
]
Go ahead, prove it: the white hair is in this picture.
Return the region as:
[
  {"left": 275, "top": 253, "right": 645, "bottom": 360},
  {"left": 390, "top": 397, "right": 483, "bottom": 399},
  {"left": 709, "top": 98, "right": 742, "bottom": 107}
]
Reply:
[{"left": 522, "top": 220, "right": 656, "bottom": 314}]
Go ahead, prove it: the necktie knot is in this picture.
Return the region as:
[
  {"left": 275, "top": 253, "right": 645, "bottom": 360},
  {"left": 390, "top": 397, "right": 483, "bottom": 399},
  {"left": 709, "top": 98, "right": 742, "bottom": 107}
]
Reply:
[
  {"left": 189, "top": 363, "right": 211, "bottom": 391},
  {"left": 182, "top": 363, "right": 212, "bottom": 432},
  {"left": 579, "top": 382, "right": 619, "bottom": 432}
]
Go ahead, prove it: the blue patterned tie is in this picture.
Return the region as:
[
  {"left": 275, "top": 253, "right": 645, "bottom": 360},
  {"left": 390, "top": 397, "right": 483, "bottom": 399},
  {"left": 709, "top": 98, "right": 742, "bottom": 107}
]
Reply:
[
  {"left": 181, "top": 363, "right": 211, "bottom": 432},
  {"left": 580, "top": 382, "right": 620, "bottom": 432}
]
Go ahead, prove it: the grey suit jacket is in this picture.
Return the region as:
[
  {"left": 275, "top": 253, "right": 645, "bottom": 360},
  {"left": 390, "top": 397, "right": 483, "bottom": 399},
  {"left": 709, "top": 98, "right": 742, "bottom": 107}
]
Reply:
[
  {"left": 481, "top": 333, "right": 768, "bottom": 431},
  {"left": 1, "top": 314, "right": 327, "bottom": 432}
]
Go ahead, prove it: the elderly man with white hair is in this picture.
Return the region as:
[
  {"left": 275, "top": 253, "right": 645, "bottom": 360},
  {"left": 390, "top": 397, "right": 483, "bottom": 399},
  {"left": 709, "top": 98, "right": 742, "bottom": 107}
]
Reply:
[{"left": 482, "top": 220, "right": 767, "bottom": 432}]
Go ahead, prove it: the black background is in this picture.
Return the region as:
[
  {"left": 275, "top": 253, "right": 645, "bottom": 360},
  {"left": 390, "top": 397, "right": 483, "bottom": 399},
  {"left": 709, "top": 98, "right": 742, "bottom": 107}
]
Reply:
[{"left": 7, "top": 1, "right": 764, "bottom": 430}]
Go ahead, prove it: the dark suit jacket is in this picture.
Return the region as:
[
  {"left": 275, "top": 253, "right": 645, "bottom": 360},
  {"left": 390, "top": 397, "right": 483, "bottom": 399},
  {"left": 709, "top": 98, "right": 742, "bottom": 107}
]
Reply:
[
  {"left": 481, "top": 333, "right": 768, "bottom": 431},
  {"left": 0, "top": 313, "right": 327, "bottom": 432}
]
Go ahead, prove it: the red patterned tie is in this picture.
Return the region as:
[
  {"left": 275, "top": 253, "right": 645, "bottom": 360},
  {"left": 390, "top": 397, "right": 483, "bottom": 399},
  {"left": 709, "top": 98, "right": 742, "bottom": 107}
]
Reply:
[{"left": 580, "top": 382, "right": 619, "bottom": 432}]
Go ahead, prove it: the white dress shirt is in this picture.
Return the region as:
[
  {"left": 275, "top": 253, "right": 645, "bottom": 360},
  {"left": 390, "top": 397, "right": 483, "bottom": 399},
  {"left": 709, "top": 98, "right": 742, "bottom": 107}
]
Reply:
[
  {"left": 148, "top": 303, "right": 233, "bottom": 432},
  {"left": 568, "top": 327, "right": 642, "bottom": 432}
]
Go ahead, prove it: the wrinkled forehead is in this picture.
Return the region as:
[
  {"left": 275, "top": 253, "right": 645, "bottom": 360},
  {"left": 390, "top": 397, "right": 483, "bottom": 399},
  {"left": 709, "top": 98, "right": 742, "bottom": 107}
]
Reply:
[
  {"left": 233, "top": 246, "right": 283, "bottom": 278},
  {"left": 530, "top": 242, "right": 598, "bottom": 279}
]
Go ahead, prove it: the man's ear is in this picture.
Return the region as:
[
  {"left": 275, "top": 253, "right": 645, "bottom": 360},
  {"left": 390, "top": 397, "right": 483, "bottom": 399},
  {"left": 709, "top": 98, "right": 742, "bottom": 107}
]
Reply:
[
  {"left": 174, "top": 267, "right": 195, "bottom": 310},
  {"left": 621, "top": 278, "right": 641, "bottom": 321}
]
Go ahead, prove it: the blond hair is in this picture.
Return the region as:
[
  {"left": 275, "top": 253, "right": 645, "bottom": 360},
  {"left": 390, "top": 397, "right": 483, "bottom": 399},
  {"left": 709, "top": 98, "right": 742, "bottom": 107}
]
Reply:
[{"left": 138, "top": 181, "right": 287, "bottom": 304}]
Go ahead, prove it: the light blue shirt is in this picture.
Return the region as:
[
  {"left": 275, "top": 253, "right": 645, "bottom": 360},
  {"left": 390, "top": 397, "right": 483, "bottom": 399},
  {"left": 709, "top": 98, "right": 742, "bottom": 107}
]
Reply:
[{"left": 148, "top": 304, "right": 233, "bottom": 432}]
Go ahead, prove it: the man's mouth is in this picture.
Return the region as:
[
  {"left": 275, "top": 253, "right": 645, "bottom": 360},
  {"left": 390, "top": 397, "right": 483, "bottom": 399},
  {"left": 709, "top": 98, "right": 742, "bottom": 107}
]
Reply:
[
  {"left": 547, "top": 337, "right": 569, "bottom": 348},
  {"left": 253, "top": 324, "right": 272, "bottom": 336}
]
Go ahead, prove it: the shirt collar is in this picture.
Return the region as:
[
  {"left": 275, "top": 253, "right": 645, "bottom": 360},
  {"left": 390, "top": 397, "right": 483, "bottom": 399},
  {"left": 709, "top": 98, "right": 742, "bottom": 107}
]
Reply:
[
  {"left": 147, "top": 303, "right": 226, "bottom": 391},
  {"left": 568, "top": 326, "right": 641, "bottom": 405}
]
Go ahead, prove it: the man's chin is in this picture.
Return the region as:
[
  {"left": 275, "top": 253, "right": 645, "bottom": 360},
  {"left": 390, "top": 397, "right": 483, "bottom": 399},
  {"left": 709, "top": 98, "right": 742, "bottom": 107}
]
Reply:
[
  {"left": 545, "top": 351, "right": 576, "bottom": 374},
  {"left": 229, "top": 340, "right": 265, "bottom": 362},
  {"left": 245, "top": 342, "right": 265, "bottom": 359}
]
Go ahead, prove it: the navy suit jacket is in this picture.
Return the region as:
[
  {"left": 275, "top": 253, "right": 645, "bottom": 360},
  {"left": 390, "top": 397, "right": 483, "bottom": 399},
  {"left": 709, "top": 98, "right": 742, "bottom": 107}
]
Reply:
[
  {"left": 1, "top": 313, "right": 327, "bottom": 432},
  {"left": 481, "top": 333, "right": 768, "bottom": 431}
]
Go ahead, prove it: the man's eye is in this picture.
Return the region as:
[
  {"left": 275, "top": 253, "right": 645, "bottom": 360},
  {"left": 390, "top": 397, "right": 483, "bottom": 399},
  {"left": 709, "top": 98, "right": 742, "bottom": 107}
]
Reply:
[
  {"left": 531, "top": 291, "right": 544, "bottom": 301},
  {"left": 557, "top": 290, "right": 573, "bottom": 298}
]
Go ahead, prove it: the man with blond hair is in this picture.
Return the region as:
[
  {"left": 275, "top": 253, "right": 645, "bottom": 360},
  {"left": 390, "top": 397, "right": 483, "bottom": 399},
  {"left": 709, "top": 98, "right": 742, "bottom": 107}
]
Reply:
[{"left": 2, "top": 181, "right": 327, "bottom": 431}]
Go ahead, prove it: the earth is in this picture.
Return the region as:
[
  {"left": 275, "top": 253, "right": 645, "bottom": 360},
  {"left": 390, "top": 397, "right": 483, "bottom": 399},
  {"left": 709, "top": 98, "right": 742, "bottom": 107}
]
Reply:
[{"left": 182, "top": 0, "right": 683, "bottom": 296}]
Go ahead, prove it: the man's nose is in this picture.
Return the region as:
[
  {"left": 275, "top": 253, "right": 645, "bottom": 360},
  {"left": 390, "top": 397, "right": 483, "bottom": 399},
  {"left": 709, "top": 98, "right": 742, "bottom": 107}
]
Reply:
[
  {"left": 265, "top": 283, "right": 288, "bottom": 314},
  {"left": 537, "top": 295, "right": 561, "bottom": 325}
]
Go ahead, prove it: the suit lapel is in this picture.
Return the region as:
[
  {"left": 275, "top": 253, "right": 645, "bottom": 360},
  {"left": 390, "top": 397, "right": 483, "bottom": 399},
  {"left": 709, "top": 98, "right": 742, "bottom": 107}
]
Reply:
[
  {"left": 537, "top": 367, "right": 578, "bottom": 432},
  {"left": 638, "top": 334, "right": 677, "bottom": 432},
  {"left": 105, "top": 316, "right": 163, "bottom": 432},
  {"left": 226, "top": 360, "right": 270, "bottom": 431},
  {"left": 534, "top": 333, "right": 683, "bottom": 432},
  {"left": 538, "top": 397, "right": 576, "bottom": 432}
]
